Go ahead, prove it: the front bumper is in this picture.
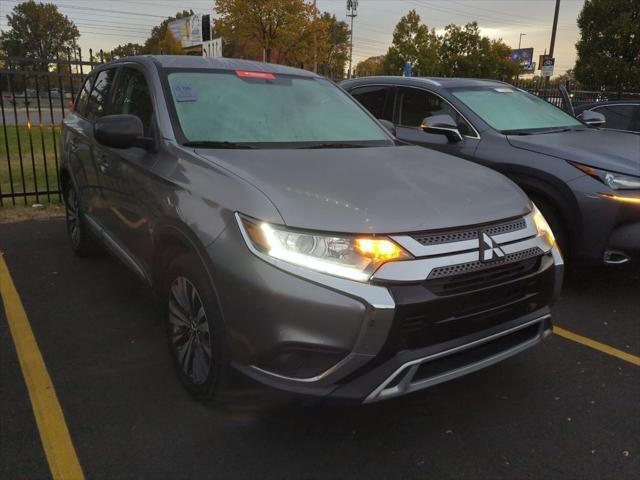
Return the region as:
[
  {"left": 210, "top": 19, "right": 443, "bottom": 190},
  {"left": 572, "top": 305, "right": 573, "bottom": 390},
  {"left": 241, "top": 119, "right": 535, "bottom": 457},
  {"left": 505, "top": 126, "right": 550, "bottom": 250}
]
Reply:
[
  {"left": 569, "top": 176, "right": 640, "bottom": 264},
  {"left": 207, "top": 216, "right": 564, "bottom": 403}
]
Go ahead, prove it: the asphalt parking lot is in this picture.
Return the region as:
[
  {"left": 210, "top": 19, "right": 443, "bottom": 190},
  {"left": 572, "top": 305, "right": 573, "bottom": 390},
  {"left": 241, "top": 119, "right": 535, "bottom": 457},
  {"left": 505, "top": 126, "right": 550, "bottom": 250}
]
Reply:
[{"left": 1, "top": 217, "right": 639, "bottom": 480}]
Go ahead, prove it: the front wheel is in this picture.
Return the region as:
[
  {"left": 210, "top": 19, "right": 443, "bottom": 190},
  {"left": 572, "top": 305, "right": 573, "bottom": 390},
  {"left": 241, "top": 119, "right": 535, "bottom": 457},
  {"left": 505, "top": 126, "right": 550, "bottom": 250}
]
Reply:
[
  {"left": 64, "top": 183, "right": 101, "bottom": 257},
  {"left": 165, "top": 254, "right": 228, "bottom": 400}
]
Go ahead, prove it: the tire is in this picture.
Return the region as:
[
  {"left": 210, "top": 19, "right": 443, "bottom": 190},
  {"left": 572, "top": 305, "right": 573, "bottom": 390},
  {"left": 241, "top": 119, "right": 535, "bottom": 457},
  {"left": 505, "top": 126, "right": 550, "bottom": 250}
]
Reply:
[
  {"left": 165, "top": 253, "right": 229, "bottom": 400},
  {"left": 530, "top": 195, "right": 569, "bottom": 261},
  {"left": 64, "top": 182, "right": 102, "bottom": 257}
]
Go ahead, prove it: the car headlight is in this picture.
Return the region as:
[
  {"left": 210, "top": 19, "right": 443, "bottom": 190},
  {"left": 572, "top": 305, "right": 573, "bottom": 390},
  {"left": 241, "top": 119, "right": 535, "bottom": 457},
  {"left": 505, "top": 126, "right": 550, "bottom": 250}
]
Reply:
[
  {"left": 532, "top": 205, "right": 555, "bottom": 246},
  {"left": 572, "top": 162, "right": 640, "bottom": 190},
  {"left": 237, "top": 215, "right": 412, "bottom": 282}
]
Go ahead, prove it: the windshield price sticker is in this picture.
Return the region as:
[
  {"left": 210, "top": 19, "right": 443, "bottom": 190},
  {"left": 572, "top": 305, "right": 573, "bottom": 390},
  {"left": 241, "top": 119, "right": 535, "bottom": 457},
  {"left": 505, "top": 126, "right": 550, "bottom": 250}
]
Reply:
[{"left": 173, "top": 84, "right": 198, "bottom": 102}]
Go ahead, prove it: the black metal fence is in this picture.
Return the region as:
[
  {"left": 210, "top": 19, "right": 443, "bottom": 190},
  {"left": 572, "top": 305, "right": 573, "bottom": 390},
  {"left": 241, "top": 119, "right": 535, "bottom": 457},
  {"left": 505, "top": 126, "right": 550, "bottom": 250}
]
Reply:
[
  {"left": 2, "top": 52, "right": 640, "bottom": 207},
  {"left": 512, "top": 78, "right": 640, "bottom": 109},
  {"left": 0, "top": 48, "right": 104, "bottom": 206}
]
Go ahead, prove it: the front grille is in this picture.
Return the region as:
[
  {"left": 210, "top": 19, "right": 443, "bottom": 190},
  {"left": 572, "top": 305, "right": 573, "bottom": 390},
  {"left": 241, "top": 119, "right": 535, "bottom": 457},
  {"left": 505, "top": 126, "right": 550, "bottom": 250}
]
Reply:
[
  {"left": 413, "top": 217, "right": 526, "bottom": 246},
  {"left": 380, "top": 254, "right": 555, "bottom": 354},
  {"left": 426, "top": 248, "right": 543, "bottom": 295}
]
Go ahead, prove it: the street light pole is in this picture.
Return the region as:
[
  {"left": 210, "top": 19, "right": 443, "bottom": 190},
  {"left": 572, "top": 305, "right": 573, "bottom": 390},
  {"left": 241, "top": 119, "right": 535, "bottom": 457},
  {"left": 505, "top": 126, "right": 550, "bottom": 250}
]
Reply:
[
  {"left": 346, "top": 0, "right": 358, "bottom": 79},
  {"left": 518, "top": 33, "right": 526, "bottom": 50}
]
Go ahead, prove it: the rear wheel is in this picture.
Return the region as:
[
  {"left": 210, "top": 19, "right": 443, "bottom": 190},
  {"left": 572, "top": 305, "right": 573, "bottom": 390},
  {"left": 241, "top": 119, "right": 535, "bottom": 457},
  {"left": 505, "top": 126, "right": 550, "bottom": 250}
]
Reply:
[
  {"left": 165, "top": 254, "right": 228, "bottom": 400},
  {"left": 64, "top": 183, "right": 101, "bottom": 257}
]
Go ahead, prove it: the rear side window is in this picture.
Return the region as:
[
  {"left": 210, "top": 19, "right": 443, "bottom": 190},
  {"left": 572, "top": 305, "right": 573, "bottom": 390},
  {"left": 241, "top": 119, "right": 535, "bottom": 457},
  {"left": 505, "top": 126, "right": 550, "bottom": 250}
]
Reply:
[
  {"left": 111, "top": 68, "right": 154, "bottom": 136},
  {"left": 398, "top": 87, "right": 474, "bottom": 136},
  {"left": 350, "top": 85, "right": 394, "bottom": 121},
  {"left": 593, "top": 105, "right": 639, "bottom": 131},
  {"left": 74, "top": 77, "right": 92, "bottom": 116},
  {"left": 86, "top": 68, "right": 117, "bottom": 121}
]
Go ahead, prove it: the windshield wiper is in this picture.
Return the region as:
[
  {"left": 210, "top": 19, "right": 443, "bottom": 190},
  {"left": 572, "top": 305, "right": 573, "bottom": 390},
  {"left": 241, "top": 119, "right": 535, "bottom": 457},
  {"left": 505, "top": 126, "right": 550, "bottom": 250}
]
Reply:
[
  {"left": 295, "top": 142, "right": 370, "bottom": 149},
  {"left": 501, "top": 130, "right": 533, "bottom": 135},
  {"left": 183, "top": 141, "right": 255, "bottom": 149}
]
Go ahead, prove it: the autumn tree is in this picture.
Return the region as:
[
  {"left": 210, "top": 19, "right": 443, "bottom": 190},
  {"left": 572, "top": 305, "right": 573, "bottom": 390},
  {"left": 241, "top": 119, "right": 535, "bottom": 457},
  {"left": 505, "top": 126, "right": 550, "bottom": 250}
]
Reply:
[
  {"left": 383, "top": 10, "right": 441, "bottom": 76},
  {"left": 574, "top": 0, "right": 640, "bottom": 91},
  {"left": 215, "top": 0, "right": 320, "bottom": 64},
  {"left": 355, "top": 55, "right": 386, "bottom": 77},
  {"left": 104, "top": 43, "right": 146, "bottom": 61},
  {"left": 317, "top": 13, "right": 350, "bottom": 79},
  {"left": 1, "top": 0, "right": 79, "bottom": 69}
]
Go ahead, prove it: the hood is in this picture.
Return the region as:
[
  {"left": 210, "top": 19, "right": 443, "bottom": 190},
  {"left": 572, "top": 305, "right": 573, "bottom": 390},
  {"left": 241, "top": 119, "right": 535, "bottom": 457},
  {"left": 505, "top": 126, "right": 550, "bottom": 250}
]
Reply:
[
  {"left": 196, "top": 146, "right": 531, "bottom": 234},
  {"left": 507, "top": 129, "right": 640, "bottom": 176}
]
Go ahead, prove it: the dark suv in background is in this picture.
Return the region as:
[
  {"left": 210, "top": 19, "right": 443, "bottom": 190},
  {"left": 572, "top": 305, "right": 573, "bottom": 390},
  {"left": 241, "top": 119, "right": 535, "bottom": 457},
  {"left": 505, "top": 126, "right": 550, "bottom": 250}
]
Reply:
[
  {"left": 342, "top": 77, "right": 640, "bottom": 266},
  {"left": 60, "top": 57, "right": 563, "bottom": 404}
]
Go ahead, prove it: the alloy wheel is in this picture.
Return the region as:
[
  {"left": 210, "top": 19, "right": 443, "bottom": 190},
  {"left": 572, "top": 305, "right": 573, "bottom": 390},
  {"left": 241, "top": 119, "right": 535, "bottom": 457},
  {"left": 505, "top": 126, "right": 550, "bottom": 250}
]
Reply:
[
  {"left": 168, "top": 276, "right": 213, "bottom": 385},
  {"left": 66, "top": 187, "right": 81, "bottom": 247}
]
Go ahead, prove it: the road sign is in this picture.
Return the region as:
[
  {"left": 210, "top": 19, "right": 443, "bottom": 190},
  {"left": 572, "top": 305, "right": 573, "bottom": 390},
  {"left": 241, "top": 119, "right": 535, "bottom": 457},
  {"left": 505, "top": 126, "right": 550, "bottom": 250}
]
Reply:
[{"left": 541, "top": 57, "right": 555, "bottom": 77}]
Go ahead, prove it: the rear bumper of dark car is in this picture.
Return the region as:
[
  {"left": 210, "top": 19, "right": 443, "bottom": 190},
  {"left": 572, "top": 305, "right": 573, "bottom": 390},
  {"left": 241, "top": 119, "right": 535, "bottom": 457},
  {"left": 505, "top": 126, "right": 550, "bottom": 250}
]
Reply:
[{"left": 210, "top": 218, "right": 563, "bottom": 403}]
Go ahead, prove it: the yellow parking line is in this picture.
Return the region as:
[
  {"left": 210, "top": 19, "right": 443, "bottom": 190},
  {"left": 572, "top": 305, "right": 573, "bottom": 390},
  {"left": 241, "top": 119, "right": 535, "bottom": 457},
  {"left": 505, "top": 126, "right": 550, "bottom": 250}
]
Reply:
[
  {"left": 0, "top": 253, "right": 85, "bottom": 480},
  {"left": 554, "top": 326, "right": 640, "bottom": 367}
]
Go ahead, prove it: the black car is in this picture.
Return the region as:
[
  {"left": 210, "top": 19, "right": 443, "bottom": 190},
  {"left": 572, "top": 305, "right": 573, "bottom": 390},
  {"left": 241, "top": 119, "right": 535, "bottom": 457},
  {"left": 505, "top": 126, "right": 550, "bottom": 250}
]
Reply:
[
  {"left": 342, "top": 77, "right": 640, "bottom": 266},
  {"left": 573, "top": 100, "right": 640, "bottom": 134}
]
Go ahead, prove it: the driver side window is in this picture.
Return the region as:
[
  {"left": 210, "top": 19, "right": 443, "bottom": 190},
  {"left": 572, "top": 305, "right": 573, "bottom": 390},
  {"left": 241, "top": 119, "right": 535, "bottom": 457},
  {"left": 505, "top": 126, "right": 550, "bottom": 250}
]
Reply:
[
  {"left": 398, "top": 87, "right": 474, "bottom": 137},
  {"left": 111, "top": 67, "right": 154, "bottom": 136}
]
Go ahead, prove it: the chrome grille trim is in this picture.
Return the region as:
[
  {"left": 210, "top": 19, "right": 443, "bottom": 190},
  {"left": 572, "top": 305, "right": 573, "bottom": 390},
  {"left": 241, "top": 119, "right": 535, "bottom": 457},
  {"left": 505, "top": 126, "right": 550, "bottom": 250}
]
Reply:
[
  {"left": 374, "top": 214, "right": 550, "bottom": 283},
  {"left": 392, "top": 214, "right": 536, "bottom": 259}
]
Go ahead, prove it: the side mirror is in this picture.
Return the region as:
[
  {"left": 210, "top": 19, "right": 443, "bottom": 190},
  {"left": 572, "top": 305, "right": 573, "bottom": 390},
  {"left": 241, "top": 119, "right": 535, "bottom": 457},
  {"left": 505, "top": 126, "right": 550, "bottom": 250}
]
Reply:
[
  {"left": 581, "top": 110, "right": 606, "bottom": 127},
  {"left": 378, "top": 118, "right": 396, "bottom": 136},
  {"left": 421, "top": 114, "right": 463, "bottom": 143},
  {"left": 94, "top": 114, "right": 146, "bottom": 149}
]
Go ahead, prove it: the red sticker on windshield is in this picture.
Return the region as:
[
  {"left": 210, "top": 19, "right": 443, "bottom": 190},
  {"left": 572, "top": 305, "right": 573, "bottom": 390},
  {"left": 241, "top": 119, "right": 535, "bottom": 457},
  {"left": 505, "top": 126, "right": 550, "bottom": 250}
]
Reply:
[{"left": 236, "top": 70, "right": 276, "bottom": 80}]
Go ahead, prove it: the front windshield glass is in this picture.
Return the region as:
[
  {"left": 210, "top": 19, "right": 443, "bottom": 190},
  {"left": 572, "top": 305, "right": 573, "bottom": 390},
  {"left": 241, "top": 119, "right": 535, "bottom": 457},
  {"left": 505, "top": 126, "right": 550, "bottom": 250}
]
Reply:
[
  {"left": 452, "top": 87, "right": 584, "bottom": 133},
  {"left": 166, "top": 71, "right": 392, "bottom": 147}
]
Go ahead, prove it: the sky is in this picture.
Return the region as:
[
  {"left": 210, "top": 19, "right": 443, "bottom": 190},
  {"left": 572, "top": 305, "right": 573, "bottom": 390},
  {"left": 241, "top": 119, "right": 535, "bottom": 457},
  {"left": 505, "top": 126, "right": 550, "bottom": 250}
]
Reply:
[{"left": 0, "top": 0, "right": 586, "bottom": 76}]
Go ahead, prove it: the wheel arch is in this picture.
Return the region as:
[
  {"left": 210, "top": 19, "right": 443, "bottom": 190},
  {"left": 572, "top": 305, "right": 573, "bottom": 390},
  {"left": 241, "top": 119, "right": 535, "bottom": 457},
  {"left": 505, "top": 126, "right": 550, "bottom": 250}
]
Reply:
[
  {"left": 506, "top": 169, "right": 581, "bottom": 249},
  {"left": 150, "top": 221, "right": 226, "bottom": 316}
]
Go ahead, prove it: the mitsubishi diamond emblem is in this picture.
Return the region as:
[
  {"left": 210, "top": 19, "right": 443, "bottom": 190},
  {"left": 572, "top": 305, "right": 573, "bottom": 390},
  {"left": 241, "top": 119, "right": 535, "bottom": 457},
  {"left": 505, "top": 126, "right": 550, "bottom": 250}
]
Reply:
[{"left": 480, "top": 232, "right": 505, "bottom": 262}]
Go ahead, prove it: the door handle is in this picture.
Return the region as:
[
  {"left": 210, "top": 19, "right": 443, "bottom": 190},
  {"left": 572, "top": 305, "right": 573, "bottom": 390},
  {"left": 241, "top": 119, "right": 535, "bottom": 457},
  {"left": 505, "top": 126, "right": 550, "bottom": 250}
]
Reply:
[
  {"left": 69, "top": 140, "right": 78, "bottom": 153},
  {"left": 98, "top": 156, "right": 110, "bottom": 173}
]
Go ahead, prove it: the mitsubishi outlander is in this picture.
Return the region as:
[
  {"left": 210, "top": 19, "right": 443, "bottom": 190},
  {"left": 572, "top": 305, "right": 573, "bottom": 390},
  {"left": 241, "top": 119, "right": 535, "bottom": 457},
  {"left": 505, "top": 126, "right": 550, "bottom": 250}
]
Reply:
[{"left": 60, "top": 56, "right": 563, "bottom": 403}]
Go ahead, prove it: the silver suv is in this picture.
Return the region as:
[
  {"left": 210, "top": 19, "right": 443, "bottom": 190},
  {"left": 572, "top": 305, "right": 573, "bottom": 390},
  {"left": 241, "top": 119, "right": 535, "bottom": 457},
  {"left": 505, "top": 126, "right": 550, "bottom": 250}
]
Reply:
[{"left": 60, "top": 56, "right": 563, "bottom": 403}]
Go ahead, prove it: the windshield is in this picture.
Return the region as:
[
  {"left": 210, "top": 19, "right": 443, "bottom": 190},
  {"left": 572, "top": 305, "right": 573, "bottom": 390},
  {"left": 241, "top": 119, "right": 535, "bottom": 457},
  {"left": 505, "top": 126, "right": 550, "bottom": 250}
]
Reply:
[
  {"left": 452, "top": 87, "right": 584, "bottom": 134},
  {"left": 166, "top": 71, "right": 392, "bottom": 147}
]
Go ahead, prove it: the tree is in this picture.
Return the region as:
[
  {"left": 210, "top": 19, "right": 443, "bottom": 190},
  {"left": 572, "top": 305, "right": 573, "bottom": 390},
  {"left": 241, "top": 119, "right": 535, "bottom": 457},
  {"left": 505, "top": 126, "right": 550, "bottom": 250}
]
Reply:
[
  {"left": 574, "top": 0, "right": 640, "bottom": 91},
  {"left": 317, "top": 13, "right": 350, "bottom": 80},
  {"left": 104, "top": 43, "right": 146, "bottom": 62},
  {"left": 383, "top": 10, "right": 441, "bottom": 76},
  {"left": 440, "top": 22, "right": 519, "bottom": 79},
  {"left": 355, "top": 55, "right": 386, "bottom": 77},
  {"left": 1, "top": 0, "right": 79, "bottom": 67},
  {"left": 214, "top": 0, "right": 319, "bottom": 64},
  {"left": 144, "top": 9, "right": 194, "bottom": 54}
]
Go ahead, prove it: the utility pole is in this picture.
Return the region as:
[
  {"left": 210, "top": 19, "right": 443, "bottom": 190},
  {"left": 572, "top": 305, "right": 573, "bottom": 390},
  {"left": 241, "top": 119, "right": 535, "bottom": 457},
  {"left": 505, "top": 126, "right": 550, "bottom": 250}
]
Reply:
[
  {"left": 518, "top": 33, "right": 526, "bottom": 50},
  {"left": 346, "top": 0, "right": 358, "bottom": 79},
  {"left": 313, "top": 0, "right": 317, "bottom": 73},
  {"left": 548, "top": 0, "right": 561, "bottom": 60},
  {"left": 545, "top": 0, "right": 561, "bottom": 86}
]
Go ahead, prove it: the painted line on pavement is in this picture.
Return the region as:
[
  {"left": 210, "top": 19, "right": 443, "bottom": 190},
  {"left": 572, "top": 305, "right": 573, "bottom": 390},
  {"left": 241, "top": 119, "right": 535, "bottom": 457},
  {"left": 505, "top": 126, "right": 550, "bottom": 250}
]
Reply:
[
  {"left": 555, "top": 326, "right": 640, "bottom": 366},
  {"left": 0, "top": 252, "right": 85, "bottom": 480}
]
